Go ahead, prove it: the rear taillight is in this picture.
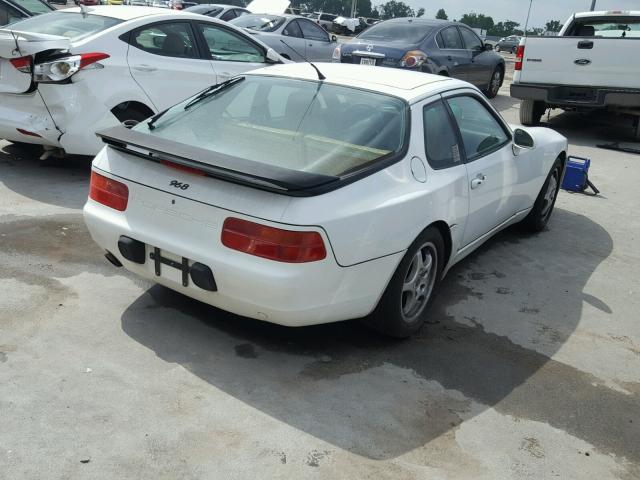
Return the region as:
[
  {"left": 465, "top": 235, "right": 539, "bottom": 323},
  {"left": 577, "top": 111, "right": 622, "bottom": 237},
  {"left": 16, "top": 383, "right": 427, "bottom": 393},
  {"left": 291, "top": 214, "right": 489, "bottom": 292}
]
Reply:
[
  {"left": 10, "top": 56, "right": 32, "bottom": 74},
  {"left": 34, "top": 53, "right": 109, "bottom": 83},
  {"left": 401, "top": 50, "right": 428, "bottom": 68},
  {"left": 221, "top": 217, "right": 326, "bottom": 263},
  {"left": 515, "top": 45, "right": 525, "bottom": 71},
  {"left": 89, "top": 171, "right": 128, "bottom": 211}
]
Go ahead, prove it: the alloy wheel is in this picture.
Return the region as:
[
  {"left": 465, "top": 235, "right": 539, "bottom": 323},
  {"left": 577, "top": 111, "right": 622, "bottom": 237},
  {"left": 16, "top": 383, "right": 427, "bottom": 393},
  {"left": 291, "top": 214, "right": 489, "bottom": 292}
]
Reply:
[
  {"left": 541, "top": 169, "right": 559, "bottom": 220},
  {"left": 401, "top": 242, "right": 437, "bottom": 321}
]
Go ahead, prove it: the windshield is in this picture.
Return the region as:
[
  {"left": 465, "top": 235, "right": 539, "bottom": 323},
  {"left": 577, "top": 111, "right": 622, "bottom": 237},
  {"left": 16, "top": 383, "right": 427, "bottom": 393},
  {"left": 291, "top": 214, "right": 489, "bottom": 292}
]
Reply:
[
  {"left": 11, "top": 0, "right": 51, "bottom": 15},
  {"left": 357, "top": 22, "right": 434, "bottom": 43},
  {"left": 134, "top": 75, "right": 407, "bottom": 177},
  {"left": 230, "top": 14, "right": 284, "bottom": 32},
  {"left": 7, "top": 12, "right": 123, "bottom": 42},
  {"left": 570, "top": 17, "right": 640, "bottom": 38}
]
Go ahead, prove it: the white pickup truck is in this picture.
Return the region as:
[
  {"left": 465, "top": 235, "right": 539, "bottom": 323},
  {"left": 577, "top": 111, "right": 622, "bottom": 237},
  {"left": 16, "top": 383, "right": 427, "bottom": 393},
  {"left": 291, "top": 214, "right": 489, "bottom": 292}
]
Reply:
[{"left": 510, "top": 10, "right": 640, "bottom": 139}]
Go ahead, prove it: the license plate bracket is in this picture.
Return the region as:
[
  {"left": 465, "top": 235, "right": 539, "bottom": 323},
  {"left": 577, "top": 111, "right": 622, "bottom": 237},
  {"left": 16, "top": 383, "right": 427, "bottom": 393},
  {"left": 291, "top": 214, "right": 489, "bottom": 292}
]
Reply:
[
  {"left": 150, "top": 247, "right": 191, "bottom": 287},
  {"left": 360, "top": 57, "right": 377, "bottom": 66}
]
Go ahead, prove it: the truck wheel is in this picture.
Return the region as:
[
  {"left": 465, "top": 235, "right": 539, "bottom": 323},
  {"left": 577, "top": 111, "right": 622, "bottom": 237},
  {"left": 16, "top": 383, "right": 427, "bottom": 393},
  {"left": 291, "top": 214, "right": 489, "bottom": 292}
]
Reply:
[{"left": 520, "top": 99, "right": 546, "bottom": 126}]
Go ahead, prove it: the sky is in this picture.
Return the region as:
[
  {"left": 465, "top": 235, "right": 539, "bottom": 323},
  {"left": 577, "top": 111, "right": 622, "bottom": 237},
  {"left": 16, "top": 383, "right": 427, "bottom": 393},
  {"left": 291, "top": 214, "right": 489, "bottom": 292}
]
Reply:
[{"left": 404, "top": 0, "right": 640, "bottom": 28}]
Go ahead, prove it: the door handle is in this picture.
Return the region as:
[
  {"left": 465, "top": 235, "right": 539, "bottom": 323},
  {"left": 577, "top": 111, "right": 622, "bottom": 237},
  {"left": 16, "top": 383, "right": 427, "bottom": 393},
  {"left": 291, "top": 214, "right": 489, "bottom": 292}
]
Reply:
[
  {"left": 133, "top": 64, "right": 157, "bottom": 72},
  {"left": 470, "top": 174, "right": 486, "bottom": 189},
  {"left": 578, "top": 40, "right": 594, "bottom": 49}
]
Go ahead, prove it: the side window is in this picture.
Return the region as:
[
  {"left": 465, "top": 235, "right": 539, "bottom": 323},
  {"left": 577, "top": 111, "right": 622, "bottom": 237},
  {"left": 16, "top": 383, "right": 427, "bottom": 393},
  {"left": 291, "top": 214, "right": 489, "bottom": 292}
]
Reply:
[
  {"left": 459, "top": 27, "right": 482, "bottom": 51},
  {"left": 132, "top": 22, "right": 197, "bottom": 59},
  {"left": 299, "top": 19, "right": 329, "bottom": 42},
  {"left": 0, "top": 3, "right": 24, "bottom": 26},
  {"left": 446, "top": 96, "right": 509, "bottom": 160},
  {"left": 422, "top": 100, "right": 461, "bottom": 170},
  {"left": 219, "top": 9, "right": 236, "bottom": 21},
  {"left": 440, "top": 26, "right": 463, "bottom": 49},
  {"left": 283, "top": 19, "right": 303, "bottom": 38},
  {"left": 235, "top": 9, "right": 248, "bottom": 18},
  {"left": 198, "top": 23, "right": 265, "bottom": 63}
]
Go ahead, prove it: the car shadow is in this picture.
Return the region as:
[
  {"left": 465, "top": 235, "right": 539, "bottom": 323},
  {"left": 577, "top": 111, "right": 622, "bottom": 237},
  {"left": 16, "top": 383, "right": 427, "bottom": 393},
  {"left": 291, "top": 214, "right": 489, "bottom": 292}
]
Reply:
[
  {"left": 0, "top": 142, "right": 91, "bottom": 210},
  {"left": 543, "top": 110, "right": 639, "bottom": 148},
  {"left": 118, "top": 208, "right": 637, "bottom": 462}
]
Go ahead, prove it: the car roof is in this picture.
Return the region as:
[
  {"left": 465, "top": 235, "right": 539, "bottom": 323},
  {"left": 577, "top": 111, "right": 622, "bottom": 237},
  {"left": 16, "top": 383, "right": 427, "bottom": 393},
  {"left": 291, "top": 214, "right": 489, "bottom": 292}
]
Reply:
[
  {"left": 379, "top": 17, "right": 453, "bottom": 27},
  {"left": 573, "top": 10, "right": 640, "bottom": 18},
  {"left": 246, "top": 63, "right": 468, "bottom": 102},
  {"left": 60, "top": 6, "right": 177, "bottom": 20}
]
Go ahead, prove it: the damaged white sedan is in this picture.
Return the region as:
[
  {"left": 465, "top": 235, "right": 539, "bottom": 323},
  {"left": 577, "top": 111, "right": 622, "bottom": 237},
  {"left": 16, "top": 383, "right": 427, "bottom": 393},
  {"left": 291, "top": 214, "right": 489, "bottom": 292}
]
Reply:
[{"left": 84, "top": 63, "right": 567, "bottom": 337}]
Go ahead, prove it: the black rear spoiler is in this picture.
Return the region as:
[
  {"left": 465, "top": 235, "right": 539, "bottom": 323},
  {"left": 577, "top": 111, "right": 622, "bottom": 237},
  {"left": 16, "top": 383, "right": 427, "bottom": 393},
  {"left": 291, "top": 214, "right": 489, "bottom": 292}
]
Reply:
[{"left": 96, "top": 125, "right": 339, "bottom": 197}]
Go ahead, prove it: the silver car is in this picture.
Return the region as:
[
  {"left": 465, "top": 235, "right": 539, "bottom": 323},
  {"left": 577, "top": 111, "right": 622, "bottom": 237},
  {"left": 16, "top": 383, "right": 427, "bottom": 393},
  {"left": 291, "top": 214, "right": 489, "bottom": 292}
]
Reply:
[
  {"left": 183, "top": 4, "right": 250, "bottom": 21},
  {"left": 229, "top": 13, "right": 337, "bottom": 62}
]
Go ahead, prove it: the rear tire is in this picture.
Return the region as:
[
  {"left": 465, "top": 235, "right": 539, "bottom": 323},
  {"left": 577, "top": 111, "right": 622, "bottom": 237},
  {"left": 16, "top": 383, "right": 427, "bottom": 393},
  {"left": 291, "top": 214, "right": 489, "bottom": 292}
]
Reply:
[
  {"left": 520, "top": 98, "right": 546, "bottom": 126},
  {"left": 483, "top": 67, "right": 503, "bottom": 99},
  {"left": 364, "top": 227, "right": 444, "bottom": 338},
  {"left": 520, "top": 157, "right": 563, "bottom": 232},
  {"left": 111, "top": 102, "right": 154, "bottom": 128}
]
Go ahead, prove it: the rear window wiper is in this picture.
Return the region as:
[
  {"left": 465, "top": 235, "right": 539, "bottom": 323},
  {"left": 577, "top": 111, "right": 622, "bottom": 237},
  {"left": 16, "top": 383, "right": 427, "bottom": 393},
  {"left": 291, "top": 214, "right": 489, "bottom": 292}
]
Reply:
[{"left": 183, "top": 76, "right": 245, "bottom": 111}]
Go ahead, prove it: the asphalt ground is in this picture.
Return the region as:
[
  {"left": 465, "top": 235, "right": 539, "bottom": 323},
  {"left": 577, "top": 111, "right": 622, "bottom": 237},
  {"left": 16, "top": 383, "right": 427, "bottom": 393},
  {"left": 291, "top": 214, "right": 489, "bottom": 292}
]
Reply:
[{"left": 1, "top": 56, "right": 639, "bottom": 479}]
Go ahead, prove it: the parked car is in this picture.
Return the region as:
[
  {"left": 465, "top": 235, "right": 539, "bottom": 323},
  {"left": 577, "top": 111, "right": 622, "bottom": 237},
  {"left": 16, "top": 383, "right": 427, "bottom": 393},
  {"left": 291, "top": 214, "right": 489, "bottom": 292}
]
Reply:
[
  {"left": 48, "top": 0, "right": 68, "bottom": 5},
  {"left": 494, "top": 35, "right": 520, "bottom": 53},
  {"left": 511, "top": 10, "right": 640, "bottom": 139},
  {"left": 123, "top": 0, "right": 150, "bottom": 5},
  {"left": 335, "top": 18, "right": 505, "bottom": 98},
  {"left": 184, "top": 4, "right": 249, "bottom": 21},
  {"left": 307, "top": 11, "right": 336, "bottom": 30},
  {"left": 0, "top": 0, "right": 52, "bottom": 26},
  {"left": 230, "top": 13, "right": 337, "bottom": 62},
  {"left": 0, "top": 6, "right": 284, "bottom": 156},
  {"left": 84, "top": 62, "right": 567, "bottom": 337},
  {"left": 331, "top": 16, "right": 367, "bottom": 35}
]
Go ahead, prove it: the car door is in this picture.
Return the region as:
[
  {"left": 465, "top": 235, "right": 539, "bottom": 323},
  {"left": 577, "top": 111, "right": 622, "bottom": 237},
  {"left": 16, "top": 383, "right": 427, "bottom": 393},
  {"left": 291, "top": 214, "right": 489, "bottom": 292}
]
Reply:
[
  {"left": 126, "top": 21, "right": 216, "bottom": 110},
  {"left": 420, "top": 98, "right": 470, "bottom": 253},
  {"left": 436, "top": 26, "right": 472, "bottom": 82},
  {"left": 195, "top": 21, "right": 267, "bottom": 83},
  {"left": 297, "top": 18, "right": 332, "bottom": 62},
  {"left": 280, "top": 19, "right": 307, "bottom": 60},
  {"left": 458, "top": 26, "right": 491, "bottom": 87},
  {"left": 442, "top": 91, "right": 518, "bottom": 247}
]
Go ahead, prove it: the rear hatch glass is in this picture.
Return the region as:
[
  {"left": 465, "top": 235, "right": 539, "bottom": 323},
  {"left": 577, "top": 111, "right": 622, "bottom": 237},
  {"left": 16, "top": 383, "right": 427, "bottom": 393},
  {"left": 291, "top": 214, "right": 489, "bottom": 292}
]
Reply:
[
  {"left": 115, "top": 74, "right": 407, "bottom": 193},
  {"left": 357, "top": 21, "right": 434, "bottom": 44}
]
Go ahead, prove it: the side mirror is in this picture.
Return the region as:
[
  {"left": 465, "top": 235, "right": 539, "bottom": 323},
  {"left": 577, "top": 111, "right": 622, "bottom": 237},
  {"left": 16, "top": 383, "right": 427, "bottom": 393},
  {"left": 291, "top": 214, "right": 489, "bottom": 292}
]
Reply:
[
  {"left": 513, "top": 128, "right": 535, "bottom": 154},
  {"left": 331, "top": 34, "right": 337, "bottom": 43},
  {"left": 484, "top": 43, "right": 493, "bottom": 51},
  {"left": 265, "top": 48, "right": 282, "bottom": 64}
]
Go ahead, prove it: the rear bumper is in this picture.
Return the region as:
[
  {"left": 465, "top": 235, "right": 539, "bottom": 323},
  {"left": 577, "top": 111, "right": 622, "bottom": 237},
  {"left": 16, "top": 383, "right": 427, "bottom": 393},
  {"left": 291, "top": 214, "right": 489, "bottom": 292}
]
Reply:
[
  {"left": 0, "top": 93, "right": 61, "bottom": 147},
  {"left": 511, "top": 83, "right": 640, "bottom": 108},
  {"left": 83, "top": 188, "right": 402, "bottom": 327}
]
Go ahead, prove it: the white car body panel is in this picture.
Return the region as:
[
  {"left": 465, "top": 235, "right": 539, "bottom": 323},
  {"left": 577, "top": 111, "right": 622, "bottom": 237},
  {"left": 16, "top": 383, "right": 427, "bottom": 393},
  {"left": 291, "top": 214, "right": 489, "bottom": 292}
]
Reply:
[
  {"left": 0, "top": 7, "right": 283, "bottom": 155},
  {"left": 246, "top": 0, "right": 290, "bottom": 15},
  {"left": 84, "top": 64, "right": 568, "bottom": 327}
]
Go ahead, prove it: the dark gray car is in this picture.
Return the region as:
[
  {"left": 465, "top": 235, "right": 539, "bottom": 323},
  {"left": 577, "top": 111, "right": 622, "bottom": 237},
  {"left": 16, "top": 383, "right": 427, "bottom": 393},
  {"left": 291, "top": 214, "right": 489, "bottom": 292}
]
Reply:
[
  {"left": 495, "top": 35, "right": 521, "bottom": 53},
  {"left": 229, "top": 13, "right": 338, "bottom": 62},
  {"left": 337, "top": 18, "right": 505, "bottom": 98}
]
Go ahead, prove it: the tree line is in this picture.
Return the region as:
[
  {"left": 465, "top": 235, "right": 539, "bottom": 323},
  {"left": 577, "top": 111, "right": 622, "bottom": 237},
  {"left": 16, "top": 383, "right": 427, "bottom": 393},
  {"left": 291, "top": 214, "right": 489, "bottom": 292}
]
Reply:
[{"left": 289, "top": 1, "right": 561, "bottom": 35}]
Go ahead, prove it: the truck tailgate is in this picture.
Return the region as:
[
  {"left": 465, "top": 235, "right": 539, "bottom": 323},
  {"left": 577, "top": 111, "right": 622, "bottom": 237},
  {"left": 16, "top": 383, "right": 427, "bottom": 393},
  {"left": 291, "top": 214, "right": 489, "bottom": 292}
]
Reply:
[{"left": 518, "top": 37, "right": 638, "bottom": 88}]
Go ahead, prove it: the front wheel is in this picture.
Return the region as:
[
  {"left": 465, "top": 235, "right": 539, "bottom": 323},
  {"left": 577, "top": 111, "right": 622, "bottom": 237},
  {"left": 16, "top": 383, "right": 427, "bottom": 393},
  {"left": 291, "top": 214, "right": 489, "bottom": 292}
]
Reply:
[
  {"left": 520, "top": 157, "right": 563, "bottom": 232},
  {"left": 484, "top": 67, "right": 503, "bottom": 99},
  {"left": 364, "top": 227, "right": 444, "bottom": 338},
  {"left": 495, "top": 45, "right": 501, "bottom": 52}
]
